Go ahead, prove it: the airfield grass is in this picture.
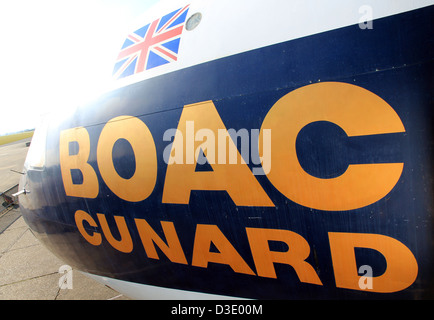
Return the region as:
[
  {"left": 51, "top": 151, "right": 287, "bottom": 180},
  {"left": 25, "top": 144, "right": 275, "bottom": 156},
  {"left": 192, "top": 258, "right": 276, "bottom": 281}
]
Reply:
[{"left": 0, "top": 131, "right": 34, "bottom": 146}]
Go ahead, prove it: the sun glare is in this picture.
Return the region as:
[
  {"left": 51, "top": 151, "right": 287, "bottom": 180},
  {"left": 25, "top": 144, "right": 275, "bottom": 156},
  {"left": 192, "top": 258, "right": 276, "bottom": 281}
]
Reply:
[{"left": 0, "top": 0, "right": 157, "bottom": 135}]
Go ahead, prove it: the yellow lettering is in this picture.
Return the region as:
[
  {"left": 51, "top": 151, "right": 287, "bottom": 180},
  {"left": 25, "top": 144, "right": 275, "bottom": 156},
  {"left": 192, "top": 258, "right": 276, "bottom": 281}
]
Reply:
[
  {"left": 74, "top": 210, "right": 102, "bottom": 246},
  {"left": 97, "top": 213, "right": 133, "bottom": 253},
  {"left": 59, "top": 127, "right": 99, "bottom": 198},
  {"left": 246, "top": 227, "right": 322, "bottom": 285},
  {"left": 134, "top": 218, "right": 187, "bottom": 265},
  {"left": 260, "top": 82, "right": 405, "bottom": 211},
  {"left": 162, "top": 101, "right": 274, "bottom": 207},
  {"left": 328, "top": 232, "right": 418, "bottom": 293},
  {"left": 192, "top": 224, "right": 255, "bottom": 275},
  {"left": 97, "top": 116, "right": 157, "bottom": 202}
]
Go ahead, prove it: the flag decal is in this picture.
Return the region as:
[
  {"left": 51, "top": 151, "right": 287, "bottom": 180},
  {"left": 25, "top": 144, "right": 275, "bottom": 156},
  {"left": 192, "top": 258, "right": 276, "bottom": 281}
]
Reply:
[{"left": 113, "top": 5, "right": 190, "bottom": 79}]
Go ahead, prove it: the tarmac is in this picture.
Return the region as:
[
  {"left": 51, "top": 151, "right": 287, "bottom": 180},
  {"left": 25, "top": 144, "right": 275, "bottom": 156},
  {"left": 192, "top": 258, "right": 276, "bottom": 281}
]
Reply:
[{"left": 0, "top": 137, "right": 130, "bottom": 300}]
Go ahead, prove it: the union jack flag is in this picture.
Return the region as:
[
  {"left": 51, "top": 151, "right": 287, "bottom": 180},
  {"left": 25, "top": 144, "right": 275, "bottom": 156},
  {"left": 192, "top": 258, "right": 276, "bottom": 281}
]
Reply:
[{"left": 113, "top": 5, "right": 190, "bottom": 79}]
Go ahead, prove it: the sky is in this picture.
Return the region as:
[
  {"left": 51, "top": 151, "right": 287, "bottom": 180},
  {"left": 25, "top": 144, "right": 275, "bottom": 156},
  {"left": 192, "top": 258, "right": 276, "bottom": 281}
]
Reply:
[{"left": 0, "top": 0, "right": 159, "bottom": 135}]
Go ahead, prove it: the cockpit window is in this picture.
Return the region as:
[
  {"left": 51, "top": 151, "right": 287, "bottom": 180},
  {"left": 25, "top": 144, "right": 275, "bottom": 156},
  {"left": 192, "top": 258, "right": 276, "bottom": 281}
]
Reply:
[{"left": 24, "top": 117, "right": 48, "bottom": 170}]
